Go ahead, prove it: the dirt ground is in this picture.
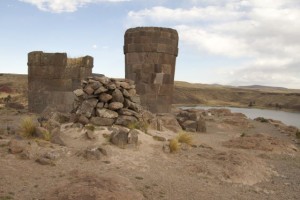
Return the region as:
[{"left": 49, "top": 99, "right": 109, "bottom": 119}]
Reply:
[{"left": 0, "top": 107, "right": 299, "bottom": 200}]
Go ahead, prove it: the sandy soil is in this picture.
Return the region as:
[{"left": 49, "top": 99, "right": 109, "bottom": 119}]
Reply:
[{"left": 0, "top": 108, "right": 299, "bottom": 200}]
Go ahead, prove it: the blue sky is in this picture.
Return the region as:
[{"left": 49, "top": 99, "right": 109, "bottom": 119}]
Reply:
[{"left": 0, "top": 0, "right": 300, "bottom": 89}]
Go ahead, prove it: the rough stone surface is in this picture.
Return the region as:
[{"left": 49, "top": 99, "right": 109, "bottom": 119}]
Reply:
[
  {"left": 115, "top": 115, "right": 138, "bottom": 127},
  {"left": 124, "top": 27, "right": 179, "bottom": 113},
  {"left": 110, "top": 127, "right": 130, "bottom": 147},
  {"left": 128, "top": 129, "right": 139, "bottom": 145},
  {"left": 175, "top": 109, "right": 207, "bottom": 133},
  {"left": 112, "top": 89, "right": 124, "bottom": 103},
  {"left": 108, "top": 102, "right": 124, "bottom": 110},
  {"left": 90, "top": 117, "right": 115, "bottom": 126},
  {"left": 28, "top": 51, "right": 93, "bottom": 113},
  {"left": 73, "top": 75, "right": 145, "bottom": 128},
  {"left": 96, "top": 108, "right": 118, "bottom": 119},
  {"left": 8, "top": 139, "right": 25, "bottom": 154},
  {"left": 50, "top": 128, "right": 66, "bottom": 146}
]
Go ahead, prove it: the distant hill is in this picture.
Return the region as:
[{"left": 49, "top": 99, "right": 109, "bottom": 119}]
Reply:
[
  {"left": 238, "top": 85, "right": 300, "bottom": 93},
  {"left": 0, "top": 74, "right": 299, "bottom": 112},
  {"left": 174, "top": 81, "right": 300, "bottom": 112}
]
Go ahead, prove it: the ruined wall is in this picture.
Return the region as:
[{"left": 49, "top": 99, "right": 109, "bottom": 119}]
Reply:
[
  {"left": 28, "top": 51, "right": 93, "bottom": 113},
  {"left": 124, "top": 27, "right": 179, "bottom": 113}
]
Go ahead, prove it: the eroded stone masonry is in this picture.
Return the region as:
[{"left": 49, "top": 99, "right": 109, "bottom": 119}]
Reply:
[
  {"left": 28, "top": 51, "right": 93, "bottom": 113},
  {"left": 28, "top": 27, "right": 178, "bottom": 114},
  {"left": 124, "top": 27, "right": 179, "bottom": 113}
]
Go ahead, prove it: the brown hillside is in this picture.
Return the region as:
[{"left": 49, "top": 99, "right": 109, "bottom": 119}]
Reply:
[{"left": 174, "top": 81, "right": 300, "bottom": 112}]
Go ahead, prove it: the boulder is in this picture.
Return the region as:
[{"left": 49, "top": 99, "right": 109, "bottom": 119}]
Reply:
[
  {"left": 83, "top": 85, "right": 94, "bottom": 95},
  {"left": 78, "top": 115, "right": 89, "bottom": 125},
  {"left": 112, "top": 89, "right": 124, "bottom": 103},
  {"left": 115, "top": 115, "right": 138, "bottom": 127},
  {"left": 196, "top": 118, "right": 207, "bottom": 132},
  {"left": 76, "top": 99, "right": 98, "bottom": 118},
  {"left": 99, "top": 93, "right": 112, "bottom": 102},
  {"left": 73, "top": 89, "right": 84, "bottom": 97},
  {"left": 8, "top": 139, "right": 25, "bottom": 154},
  {"left": 128, "top": 129, "right": 139, "bottom": 145},
  {"left": 107, "top": 83, "right": 117, "bottom": 90},
  {"left": 96, "top": 108, "right": 118, "bottom": 119},
  {"left": 181, "top": 120, "right": 197, "bottom": 132},
  {"left": 157, "top": 114, "right": 182, "bottom": 132},
  {"left": 82, "top": 146, "right": 107, "bottom": 160},
  {"left": 108, "top": 102, "right": 123, "bottom": 110},
  {"left": 50, "top": 128, "right": 66, "bottom": 146},
  {"left": 90, "top": 117, "right": 115, "bottom": 126},
  {"left": 120, "top": 82, "right": 131, "bottom": 89},
  {"left": 94, "top": 86, "right": 108, "bottom": 94},
  {"left": 110, "top": 127, "right": 129, "bottom": 147}
]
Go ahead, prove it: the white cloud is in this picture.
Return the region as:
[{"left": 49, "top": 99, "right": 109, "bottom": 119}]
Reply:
[
  {"left": 126, "top": 0, "right": 300, "bottom": 88},
  {"left": 128, "top": 6, "right": 243, "bottom": 24},
  {"left": 19, "top": 0, "right": 130, "bottom": 13},
  {"left": 92, "top": 44, "right": 98, "bottom": 49}
]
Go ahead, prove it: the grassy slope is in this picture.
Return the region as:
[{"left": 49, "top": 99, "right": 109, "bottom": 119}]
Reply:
[{"left": 174, "top": 81, "right": 300, "bottom": 112}]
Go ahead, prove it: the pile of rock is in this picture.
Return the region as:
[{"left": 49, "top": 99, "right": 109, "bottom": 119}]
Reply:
[
  {"left": 176, "top": 109, "right": 206, "bottom": 132},
  {"left": 72, "top": 75, "right": 143, "bottom": 127}
]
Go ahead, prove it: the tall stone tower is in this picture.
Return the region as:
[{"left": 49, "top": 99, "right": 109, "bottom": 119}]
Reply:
[
  {"left": 27, "top": 51, "right": 93, "bottom": 113},
  {"left": 124, "top": 27, "right": 179, "bottom": 113}
]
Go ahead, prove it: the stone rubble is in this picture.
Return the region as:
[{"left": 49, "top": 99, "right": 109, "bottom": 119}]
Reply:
[
  {"left": 72, "top": 75, "right": 143, "bottom": 127},
  {"left": 175, "top": 109, "right": 207, "bottom": 133}
]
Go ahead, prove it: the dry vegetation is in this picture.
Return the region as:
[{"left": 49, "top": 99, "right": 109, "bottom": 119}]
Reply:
[{"left": 174, "top": 81, "right": 300, "bottom": 112}]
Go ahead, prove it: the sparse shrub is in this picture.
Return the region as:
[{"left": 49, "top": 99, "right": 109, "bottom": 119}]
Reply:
[
  {"left": 85, "top": 124, "right": 95, "bottom": 131},
  {"left": 127, "top": 121, "right": 149, "bottom": 133},
  {"left": 240, "top": 132, "right": 246, "bottom": 137},
  {"left": 20, "top": 117, "right": 37, "bottom": 138},
  {"left": 296, "top": 130, "right": 300, "bottom": 139},
  {"left": 169, "top": 139, "right": 179, "bottom": 153},
  {"left": 176, "top": 132, "right": 193, "bottom": 146},
  {"left": 254, "top": 117, "right": 269, "bottom": 123},
  {"left": 36, "top": 127, "right": 51, "bottom": 141}
]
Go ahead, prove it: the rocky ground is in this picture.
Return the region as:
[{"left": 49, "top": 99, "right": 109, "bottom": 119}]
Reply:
[{"left": 0, "top": 106, "right": 299, "bottom": 200}]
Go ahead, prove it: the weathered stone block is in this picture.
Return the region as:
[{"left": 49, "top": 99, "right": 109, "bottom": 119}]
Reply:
[
  {"left": 28, "top": 51, "right": 94, "bottom": 113},
  {"left": 124, "top": 27, "right": 178, "bottom": 113}
]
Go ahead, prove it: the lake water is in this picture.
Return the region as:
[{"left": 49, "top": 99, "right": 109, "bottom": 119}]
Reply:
[{"left": 183, "top": 106, "right": 300, "bottom": 128}]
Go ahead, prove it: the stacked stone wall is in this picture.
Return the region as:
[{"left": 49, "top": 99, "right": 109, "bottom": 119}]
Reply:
[
  {"left": 124, "top": 27, "right": 179, "bottom": 113},
  {"left": 28, "top": 51, "right": 93, "bottom": 113}
]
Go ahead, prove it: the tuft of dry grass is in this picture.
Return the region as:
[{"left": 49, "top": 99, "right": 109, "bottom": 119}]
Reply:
[
  {"left": 127, "top": 121, "right": 149, "bottom": 133},
  {"left": 85, "top": 124, "right": 95, "bottom": 131},
  {"left": 296, "top": 130, "right": 300, "bottom": 139},
  {"left": 20, "top": 117, "right": 37, "bottom": 138},
  {"left": 177, "top": 132, "right": 193, "bottom": 146},
  {"left": 169, "top": 139, "right": 179, "bottom": 153}
]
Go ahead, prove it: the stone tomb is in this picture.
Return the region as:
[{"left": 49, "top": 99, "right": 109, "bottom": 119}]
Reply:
[
  {"left": 28, "top": 51, "right": 93, "bottom": 113},
  {"left": 124, "top": 27, "right": 179, "bottom": 113}
]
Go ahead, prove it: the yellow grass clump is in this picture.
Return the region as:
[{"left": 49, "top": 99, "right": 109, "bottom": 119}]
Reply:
[
  {"left": 20, "top": 117, "right": 37, "bottom": 138},
  {"left": 169, "top": 139, "right": 179, "bottom": 153},
  {"left": 177, "top": 132, "right": 193, "bottom": 146}
]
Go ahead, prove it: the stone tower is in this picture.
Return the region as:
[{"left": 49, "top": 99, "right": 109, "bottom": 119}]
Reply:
[
  {"left": 124, "top": 27, "right": 179, "bottom": 113},
  {"left": 28, "top": 51, "right": 93, "bottom": 113}
]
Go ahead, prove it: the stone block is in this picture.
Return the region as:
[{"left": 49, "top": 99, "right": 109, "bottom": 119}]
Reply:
[{"left": 124, "top": 27, "right": 178, "bottom": 113}]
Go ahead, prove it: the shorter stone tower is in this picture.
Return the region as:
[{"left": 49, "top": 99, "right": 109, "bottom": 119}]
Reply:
[
  {"left": 124, "top": 27, "right": 179, "bottom": 113},
  {"left": 28, "top": 51, "right": 93, "bottom": 113}
]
